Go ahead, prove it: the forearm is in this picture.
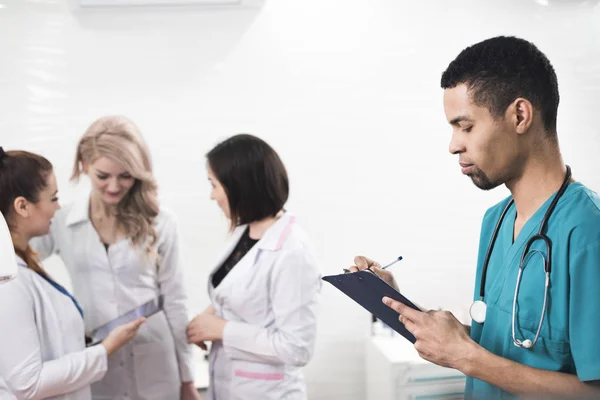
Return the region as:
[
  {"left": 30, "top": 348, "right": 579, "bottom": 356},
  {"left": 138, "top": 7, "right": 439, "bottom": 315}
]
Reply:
[
  {"left": 459, "top": 342, "right": 600, "bottom": 397},
  {"left": 6, "top": 346, "right": 107, "bottom": 399},
  {"left": 159, "top": 263, "right": 194, "bottom": 381},
  {"left": 223, "top": 320, "right": 313, "bottom": 366},
  {"left": 163, "top": 299, "right": 195, "bottom": 382}
]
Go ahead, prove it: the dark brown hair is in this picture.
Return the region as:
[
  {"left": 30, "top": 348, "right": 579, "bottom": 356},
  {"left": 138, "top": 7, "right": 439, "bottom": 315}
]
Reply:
[
  {"left": 207, "top": 134, "right": 289, "bottom": 230},
  {"left": 0, "top": 148, "right": 53, "bottom": 275}
]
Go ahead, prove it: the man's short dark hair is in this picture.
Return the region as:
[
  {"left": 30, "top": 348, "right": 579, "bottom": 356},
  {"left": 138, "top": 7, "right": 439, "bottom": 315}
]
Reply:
[
  {"left": 441, "top": 36, "right": 560, "bottom": 135},
  {"left": 207, "top": 134, "right": 289, "bottom": 228}
]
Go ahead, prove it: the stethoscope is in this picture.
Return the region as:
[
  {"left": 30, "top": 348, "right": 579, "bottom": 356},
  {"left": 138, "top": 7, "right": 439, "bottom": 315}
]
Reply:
[{"left": 469, "top": 166, "right": 572, "bottom": 349}]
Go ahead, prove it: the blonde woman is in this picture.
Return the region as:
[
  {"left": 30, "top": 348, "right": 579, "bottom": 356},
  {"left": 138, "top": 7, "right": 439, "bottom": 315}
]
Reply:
[{"left": 32, "top": 116, "right": 199, "bottom": 400}]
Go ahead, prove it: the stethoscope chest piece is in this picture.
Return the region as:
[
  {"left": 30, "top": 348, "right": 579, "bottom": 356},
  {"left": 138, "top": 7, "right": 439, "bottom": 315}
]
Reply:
[{"left": 470, "top": 300, "right": 487, "bottom": 324}]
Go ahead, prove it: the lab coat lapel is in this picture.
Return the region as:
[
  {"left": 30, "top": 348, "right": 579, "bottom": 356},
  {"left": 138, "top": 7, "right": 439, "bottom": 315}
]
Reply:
[
  {"left": 65, "top": 192, "right": 113, "bottom": 272},
  {"left": 209, "top": 213, "right": 296, "bottom": 298},
  {"left": 209, "top": 226, "right": 247, "bottom": 298}
]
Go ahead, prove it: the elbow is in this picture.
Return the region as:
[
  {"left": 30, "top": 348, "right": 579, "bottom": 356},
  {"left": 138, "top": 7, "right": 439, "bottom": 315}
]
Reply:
[
  {"left": 8, "top": 384, "right": 39, "bottom": 400},
  {"left": 290, "top": 352, "right": 310, "bottom": 367},
  {"left": 4, "top": 372, "right": 42, "bottom": 400},
  {"left": 274, "top": 325, "right": 317, "bottom": 367},
  {"left": 280, "top": 342, "right": 314, "bottom": 367}
]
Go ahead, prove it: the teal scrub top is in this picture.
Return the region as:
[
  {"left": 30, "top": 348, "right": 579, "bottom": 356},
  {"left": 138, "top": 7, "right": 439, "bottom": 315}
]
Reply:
[{"left": 466, "top": 182, "right": 600, "bottom": 399}]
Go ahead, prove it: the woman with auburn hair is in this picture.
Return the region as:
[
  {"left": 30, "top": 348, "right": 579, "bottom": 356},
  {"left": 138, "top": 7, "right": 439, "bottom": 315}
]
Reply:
[
  {"left": 0, "top": 148, "right": 144, "bottom": 400},
  {"left": 32, "top": 116, "right": 199, "bottom": 400}
]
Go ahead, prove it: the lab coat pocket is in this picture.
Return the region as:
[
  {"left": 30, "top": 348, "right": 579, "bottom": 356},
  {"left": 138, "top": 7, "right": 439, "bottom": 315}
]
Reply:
[
  {"left": 507, "top": 322, "right": 572, "bottom": 373},
  {"left": 231, "top": 360, "right": 285, "bottom": 399},
  {"left": 132, "top": 341, "right": 180, "bottom": 399}
]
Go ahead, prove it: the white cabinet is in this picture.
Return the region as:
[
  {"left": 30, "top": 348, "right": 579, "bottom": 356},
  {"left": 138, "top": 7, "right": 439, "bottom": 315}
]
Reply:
[{"left": 366, "top": 337, "right": 466, "bottom": 400}]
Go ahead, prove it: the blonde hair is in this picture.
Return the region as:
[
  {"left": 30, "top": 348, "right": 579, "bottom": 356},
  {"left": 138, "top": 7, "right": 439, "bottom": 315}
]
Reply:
[{"left": 72, "top": 116, "right": 159, "bottom": 250}]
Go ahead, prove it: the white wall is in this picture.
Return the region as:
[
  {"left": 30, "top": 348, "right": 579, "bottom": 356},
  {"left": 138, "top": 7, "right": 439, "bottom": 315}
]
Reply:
[{"left": 2, "top": 0, "right": 600, "bottom": 398}]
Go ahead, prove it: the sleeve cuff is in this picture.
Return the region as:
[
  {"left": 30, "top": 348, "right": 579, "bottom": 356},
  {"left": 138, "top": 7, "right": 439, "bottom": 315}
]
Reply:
[
  {"left": 87, "top": 344, "right": 109, "bottom": 382},
  {"left": 577, "top": 361, "right": 600, "bottom": 382},
  {"left": 179, "top": 361, "right": 195, "bottom": 383}
]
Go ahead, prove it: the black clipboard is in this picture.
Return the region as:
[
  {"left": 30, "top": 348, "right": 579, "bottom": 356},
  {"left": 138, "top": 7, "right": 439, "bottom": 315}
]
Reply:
[{"left": 322, "top": 270, "right": 420, "bottom": 343}]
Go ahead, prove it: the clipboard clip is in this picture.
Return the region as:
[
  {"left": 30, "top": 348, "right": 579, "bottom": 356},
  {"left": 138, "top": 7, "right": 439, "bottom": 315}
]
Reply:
[{"left": 343, "top": 267, "right": 377, "bottom": 277}]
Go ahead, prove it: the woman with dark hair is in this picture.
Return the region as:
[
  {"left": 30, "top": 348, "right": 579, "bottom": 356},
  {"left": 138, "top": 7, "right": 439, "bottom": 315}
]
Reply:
[
  {"left": 186, "top": 134, "right": 321, "bottom": 400},
  {"left": 0, "top": 147, "right": 143, "bottom": 400}
]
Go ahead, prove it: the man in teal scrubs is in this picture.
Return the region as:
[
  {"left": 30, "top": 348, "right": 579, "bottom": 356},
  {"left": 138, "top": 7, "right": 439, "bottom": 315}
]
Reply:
[{"left": 351, "top": 36, "right": 600, "bottom": 399}]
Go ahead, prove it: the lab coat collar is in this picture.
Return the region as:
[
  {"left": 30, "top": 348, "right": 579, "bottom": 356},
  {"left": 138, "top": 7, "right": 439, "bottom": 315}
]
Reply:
[
  {"left": 256, "top": 211, "right": 296, "bottom": 252},
  {"left": 66, "top": 192, "right": 91, "bottom": 227},
  {"left": 208, "top": 212, "right": 297, "bottom": 298},
  {"left": 15, "top": 255, "right": 27, "bottom": 268}
]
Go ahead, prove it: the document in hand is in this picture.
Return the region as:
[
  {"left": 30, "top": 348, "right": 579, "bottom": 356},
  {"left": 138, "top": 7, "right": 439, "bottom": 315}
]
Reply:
[
  {"left": 323, "top": 270, "right": 420, "bottom": 343},
  {"left": 87, "top": 295, "right": 164, "bottom": 345}
]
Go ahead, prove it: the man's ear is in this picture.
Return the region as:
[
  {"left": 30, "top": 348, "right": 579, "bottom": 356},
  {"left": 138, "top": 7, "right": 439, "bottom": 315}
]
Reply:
[{"left": 509, "top": 97, "right": 534, "bottom": 135}]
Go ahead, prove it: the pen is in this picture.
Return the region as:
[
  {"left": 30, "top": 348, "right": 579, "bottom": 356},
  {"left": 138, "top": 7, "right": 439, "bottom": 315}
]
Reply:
[
  {"left": 343, "top": 256, "right": 403, "bottom": 274},
  {"left": 381, "top": 256, "right": 403, "bottom": 270}
]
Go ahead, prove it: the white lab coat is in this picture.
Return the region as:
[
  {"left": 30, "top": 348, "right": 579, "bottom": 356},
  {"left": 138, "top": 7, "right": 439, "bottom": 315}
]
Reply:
[
  {"left": 0, "top": 212, "right": 17, "bottom": 283},
  {"left": 31, "top": 193, "right": 195, "bottom": 400},
  {"left": 0, "top": 256, "right": 108, "bottom": 400},
  {"left": 207, "top": 212, "right": 321, "bottom": 400}
]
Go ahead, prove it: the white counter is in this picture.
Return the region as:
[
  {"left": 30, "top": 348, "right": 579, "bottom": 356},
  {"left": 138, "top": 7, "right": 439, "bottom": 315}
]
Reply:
[{"left": 366, "top": 336, "right": 466, "bottom": 400}]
